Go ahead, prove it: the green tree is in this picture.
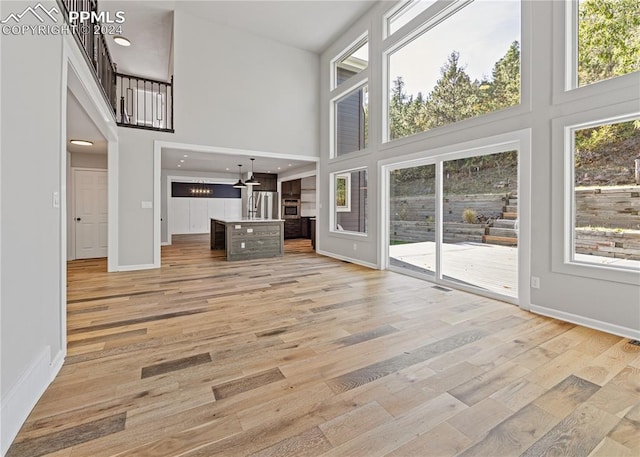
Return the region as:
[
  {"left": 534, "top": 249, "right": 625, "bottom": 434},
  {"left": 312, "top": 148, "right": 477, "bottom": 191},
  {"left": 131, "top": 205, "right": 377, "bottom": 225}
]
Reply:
[
  {"left": 486, "top": 41, "right": 520, "bottom": 111},
  {"left": 578, "top": 0, "right": 640, "bottom": 86},
  {"left": 389, "top": 77, "right": 413, "bottom": 139},
  {"left": 425, "top": 51, "right": 479, "bottom": 129},
  {"left": 575, "top": 0, "right": 640, "bottom": 158}
]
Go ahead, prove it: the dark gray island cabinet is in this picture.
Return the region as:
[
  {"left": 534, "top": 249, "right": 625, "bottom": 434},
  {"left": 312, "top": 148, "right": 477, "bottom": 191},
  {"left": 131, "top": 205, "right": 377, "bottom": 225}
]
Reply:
[{"left": 210, "top": 218, "right": 284, "bottom": 261}]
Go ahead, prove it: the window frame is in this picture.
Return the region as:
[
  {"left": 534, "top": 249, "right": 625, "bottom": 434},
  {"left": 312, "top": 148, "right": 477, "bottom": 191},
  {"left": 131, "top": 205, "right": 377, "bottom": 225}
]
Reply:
[
  {"left": 554, "top": 0, "right": 640, "bottom": 103},
  {"left": 330, "top": 167, "right": 369, "bottom": 236},
  {"left": 551, "top": 107, "right": 640, "bottom": 285},
  {"left": 381, "top": 0, "right": 523, "bottom": 144},
  {"left": 330, "top": 81, "right": 370, "bottom": 159},
  {"left": 330, "top": 33, "right": 369, "bottom": 91}
]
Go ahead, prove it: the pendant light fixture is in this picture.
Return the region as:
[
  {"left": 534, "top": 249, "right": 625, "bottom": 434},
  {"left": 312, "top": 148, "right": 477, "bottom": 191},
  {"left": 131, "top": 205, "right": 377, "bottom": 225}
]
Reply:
[
  {"left": 233, "top": 164, "right": 247, "bottom": 188},
  {"left": 244, "top": 158, "right": 261, "bottom": 186}
]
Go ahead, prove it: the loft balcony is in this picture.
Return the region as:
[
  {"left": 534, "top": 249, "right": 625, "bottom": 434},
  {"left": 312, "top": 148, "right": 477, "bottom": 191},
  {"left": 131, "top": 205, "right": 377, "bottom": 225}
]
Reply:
[
  {"left": 116, "top": 73, "right": 174, "bottom": 132},
  {"left": 58, "top": 0, "right": 174, "bottom": 133}
]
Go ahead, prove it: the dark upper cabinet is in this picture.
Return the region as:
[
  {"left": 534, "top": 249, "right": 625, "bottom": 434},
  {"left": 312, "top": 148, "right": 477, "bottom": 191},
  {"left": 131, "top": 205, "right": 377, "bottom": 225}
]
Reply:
[
  {"left": 282, "top": 179, "right": 301, "bottom": 197},
  {"left": 252, "top": 173, "right": 277, "bottom": 192}
]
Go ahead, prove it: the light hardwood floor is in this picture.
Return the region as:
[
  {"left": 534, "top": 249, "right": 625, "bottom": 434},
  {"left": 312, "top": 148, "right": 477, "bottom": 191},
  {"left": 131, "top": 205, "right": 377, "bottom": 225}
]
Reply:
[{"left": 8, "top": 235, "right": 640, "bottom": 456}]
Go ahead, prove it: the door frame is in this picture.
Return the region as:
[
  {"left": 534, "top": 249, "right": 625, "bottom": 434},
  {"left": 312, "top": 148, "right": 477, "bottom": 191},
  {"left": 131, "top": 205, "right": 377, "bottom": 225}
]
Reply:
[
  {"left": 379, "top": 130, "right": 531, "bottom": 309},
  {"left": 69, "top": 167, "right": 108, "bottom": 261}
]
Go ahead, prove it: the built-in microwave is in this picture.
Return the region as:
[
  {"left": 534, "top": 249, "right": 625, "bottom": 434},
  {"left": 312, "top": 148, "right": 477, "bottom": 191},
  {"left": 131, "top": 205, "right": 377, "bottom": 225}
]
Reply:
[{"left": 282, "top": 199, "right": 300, "bottom": 219}]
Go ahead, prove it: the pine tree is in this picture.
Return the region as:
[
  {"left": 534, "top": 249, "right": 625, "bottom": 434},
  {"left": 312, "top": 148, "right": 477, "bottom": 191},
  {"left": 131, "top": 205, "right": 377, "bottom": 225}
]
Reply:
[
  {"left": 487, "top": 41, "right": 520, "bottom": 111},
  {"left": 425, "top": 51, "right": 479, "bottom": 129}
]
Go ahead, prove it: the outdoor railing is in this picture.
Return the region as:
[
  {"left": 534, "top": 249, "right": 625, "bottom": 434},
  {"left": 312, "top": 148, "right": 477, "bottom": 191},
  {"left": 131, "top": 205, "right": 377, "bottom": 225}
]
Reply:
[{"left": 116, "top": 73, "right": 174, "bottom": 132}]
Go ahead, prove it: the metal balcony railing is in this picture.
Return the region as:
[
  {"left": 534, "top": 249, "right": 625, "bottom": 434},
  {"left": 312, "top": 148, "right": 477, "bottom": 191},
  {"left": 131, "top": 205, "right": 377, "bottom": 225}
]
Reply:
[
  {"left": 58, "top": 0, "right": 117, "bottom": 116},
  {"left": 58, "top": 1, "right": 174, "bottom": 133},
  {"left": 116, "top": 73, "right": 174, "bottom": 132}
]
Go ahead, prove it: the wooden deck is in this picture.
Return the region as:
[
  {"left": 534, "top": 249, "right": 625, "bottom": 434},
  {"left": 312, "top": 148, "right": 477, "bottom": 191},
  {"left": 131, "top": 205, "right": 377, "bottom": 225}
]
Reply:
[
  {"left": 390, "top": 241, "right": 518, "bottom": 298},
  {"left": 7, "top": 234, "right": 640, "bottom": 456}
]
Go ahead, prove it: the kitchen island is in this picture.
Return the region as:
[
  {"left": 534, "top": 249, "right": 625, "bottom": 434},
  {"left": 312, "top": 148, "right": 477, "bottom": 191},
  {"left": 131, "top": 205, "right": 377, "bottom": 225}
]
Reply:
[{"left": 210, "top": 218, "right": 284, "bottom": 261}]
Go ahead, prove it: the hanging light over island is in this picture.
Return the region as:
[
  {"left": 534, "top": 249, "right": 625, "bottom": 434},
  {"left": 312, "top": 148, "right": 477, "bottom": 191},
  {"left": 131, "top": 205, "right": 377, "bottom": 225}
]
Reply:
[{"left": 245, "top": 158, "right": 261, "bottom": 186}]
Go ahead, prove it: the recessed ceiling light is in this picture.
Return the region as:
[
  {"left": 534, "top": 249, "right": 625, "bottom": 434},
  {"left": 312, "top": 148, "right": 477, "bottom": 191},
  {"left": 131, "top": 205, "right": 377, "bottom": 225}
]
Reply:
[
  {"left": 177, "top": 164, "right": 181, "bottom": 167},
  {"left": 225, "top": 168, "right": 230, "bottom": 171},
  {"left": 180, "top": 159, "right": 185, "bottom": 163},
  {"left": 183, "top": 154, "right": 188, "bottom": 158},
  {"left": 113, "top": 36, "right": 131, "bottom": 47},
  {"left": 288, "top": 164, "right": 292, "bottom": 167},
  {"left": 267, "top": 171, "right": 271, "bottom": 173},
  {"left": 277, "top": 167, "right": 281, "bottom": 170},
  {"left": 70, "top": 139, "right": 93, "bottom": 146}
]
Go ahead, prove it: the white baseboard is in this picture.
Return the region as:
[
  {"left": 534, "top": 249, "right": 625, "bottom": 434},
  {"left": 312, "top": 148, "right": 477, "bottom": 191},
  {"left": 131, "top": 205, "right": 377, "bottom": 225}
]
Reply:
[
  {"left": 161, "top": 242, "right": 170, "bottom": 246},
  {"left": 118, "top": 263, "right": 158, "bottom": 272},
  {"left": 530, "top": 304, "right": 640, "bottom": 340},
  {"left": 1, "top": 346, "right": 63, "bottom": 455},
  {"left": 316, "top": 249, "right": 378, "bottom": 270}
]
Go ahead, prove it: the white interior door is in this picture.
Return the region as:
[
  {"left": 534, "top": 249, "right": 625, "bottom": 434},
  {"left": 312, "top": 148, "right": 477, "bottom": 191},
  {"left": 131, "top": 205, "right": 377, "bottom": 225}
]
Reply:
[{"left": 74, "top": 169, "right": 108, "bottom": 259}]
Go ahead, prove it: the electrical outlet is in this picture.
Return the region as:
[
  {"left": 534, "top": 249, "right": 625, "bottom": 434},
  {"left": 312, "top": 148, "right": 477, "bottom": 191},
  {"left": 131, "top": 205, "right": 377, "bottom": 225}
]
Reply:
[
  {"left": 531, "top": 276, "right": 540, "bottom": 289},
  {"left": 353, "top": 243, "right": 357, "bottom": 251},
  {"left": 241, "top": 242, "right": 245, "bottom": 249}
]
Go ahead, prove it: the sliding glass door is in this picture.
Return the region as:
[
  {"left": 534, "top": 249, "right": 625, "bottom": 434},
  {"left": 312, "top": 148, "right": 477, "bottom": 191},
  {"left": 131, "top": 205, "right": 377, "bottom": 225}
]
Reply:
[
  {"left": 389, "top": 164, "right": 436, "bottom": 277},
  {"left": 387, "top": 149, "right": 519, "bottom": 302}
]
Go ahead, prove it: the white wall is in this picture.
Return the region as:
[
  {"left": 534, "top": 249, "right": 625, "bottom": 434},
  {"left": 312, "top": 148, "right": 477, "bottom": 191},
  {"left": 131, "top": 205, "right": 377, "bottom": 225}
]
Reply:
[
  {"left": 0, "top": 1, "right": 65, "bottom": 452},
  {"left": 117, "top": 127, "right": 173, "bottom": 267},
  {"left": 70, "top": 151, "right": 107, "bottom": 169},
  {"left": 318, "top": 1, "right": 640, "bottom": 336},
  {"left": 172, "top": 7, "right": 320, "bottom": 157}
]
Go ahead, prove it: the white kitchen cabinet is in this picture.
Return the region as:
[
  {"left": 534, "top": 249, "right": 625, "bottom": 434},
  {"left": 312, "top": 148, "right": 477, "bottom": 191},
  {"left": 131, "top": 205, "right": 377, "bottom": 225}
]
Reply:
[
  {"left": 172, "top": 197, "right": 242, "bottom": 235},
  {"left": 224, "top": 199, "right": 242, "bottom": 219},
  {"left": 207, "top": 199, "right": 225, "bottom": 220},
  {"left": 190, "top": 199, "right": 209, "bottom": 233},
  {"left": 172, "top": 198, "right": 191, "bottom": 234}
]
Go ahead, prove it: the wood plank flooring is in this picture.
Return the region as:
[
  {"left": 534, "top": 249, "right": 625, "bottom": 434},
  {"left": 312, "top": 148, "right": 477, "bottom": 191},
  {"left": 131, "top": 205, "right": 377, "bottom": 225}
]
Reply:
[{"left": 8, "top": 234, "right": 640, "bottom": 456}]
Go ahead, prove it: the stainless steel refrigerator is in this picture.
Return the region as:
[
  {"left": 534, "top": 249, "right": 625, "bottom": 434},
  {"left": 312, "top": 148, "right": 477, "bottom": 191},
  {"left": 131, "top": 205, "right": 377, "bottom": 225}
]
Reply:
[{"left": 248, "top": 191, "right": 279, "bottom": 219}]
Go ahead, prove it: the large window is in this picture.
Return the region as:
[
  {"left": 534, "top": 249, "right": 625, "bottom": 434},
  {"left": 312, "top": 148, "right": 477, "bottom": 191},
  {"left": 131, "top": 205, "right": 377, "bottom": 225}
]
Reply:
[
  {"left": 387, "top": 0, "right": 520, "bottom": 141},
  {"left": 570, "top": 117, "right": 640, "bottom": 270},
  {"left": 335, "top": 84, "right": 369, "bottom": 157},
  {"left": 576, "top": 0, "right": 640, "bottom": 87},
  {"left": 333, "top": 169, "right": 368, "bottom": 234}
]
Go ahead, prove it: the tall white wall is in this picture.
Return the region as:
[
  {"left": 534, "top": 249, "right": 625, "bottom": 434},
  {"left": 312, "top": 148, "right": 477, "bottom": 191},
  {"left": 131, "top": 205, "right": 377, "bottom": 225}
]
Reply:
[
  {"left": 318, "top": 1, "right": 640, "bottom": 335},
  {"left": 172, "top": 8, "right": 320, "bottom": 157},
  {"left": 0, "top": 1, "right": 65, "bottom": 452}
]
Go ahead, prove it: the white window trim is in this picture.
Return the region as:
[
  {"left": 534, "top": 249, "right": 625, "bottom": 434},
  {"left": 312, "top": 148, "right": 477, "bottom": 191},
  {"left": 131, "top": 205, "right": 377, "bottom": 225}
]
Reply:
[
  {"left": 330, "top": 32, "right": 369, "bottom": 90},
  {"left": 381, "top": 0, "right": 525, "bottom": 144},
  {"left": 330, "top": 81, "right": 370, "bottom": 159},
  {"left": 551, "top": 106, "right": 640, "bottom": 285},
  {"left": 378, "top": 129, "right": 531, "bottom": 308},
  {"left": 330, "top": 167, "right": 369, "bottom": 237},
  {"left": 335, "top": 173, "right": 352, "bottom": 212},
  {"left": 552, "top": 0, "right": 640, "bottom": 106}
]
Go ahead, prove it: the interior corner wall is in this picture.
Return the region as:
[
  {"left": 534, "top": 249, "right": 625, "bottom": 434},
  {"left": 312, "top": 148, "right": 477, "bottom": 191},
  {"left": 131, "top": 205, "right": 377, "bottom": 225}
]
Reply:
[
  {"left": 0, "top": 1, "right": 65, "bottom": 452},
  {"left": 171, "top": 8, "right": 320, "bottom": 157}
]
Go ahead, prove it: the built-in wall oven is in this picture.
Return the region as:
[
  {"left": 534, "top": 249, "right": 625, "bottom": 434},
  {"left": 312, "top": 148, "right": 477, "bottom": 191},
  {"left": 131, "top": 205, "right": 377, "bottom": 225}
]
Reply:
[{"left": 282, "top": 199, "right": 300, "bottom": 219}]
